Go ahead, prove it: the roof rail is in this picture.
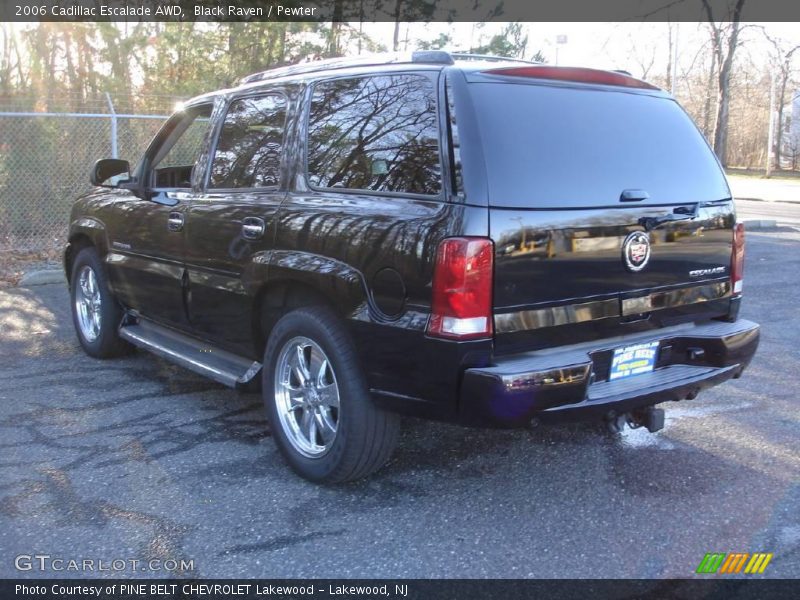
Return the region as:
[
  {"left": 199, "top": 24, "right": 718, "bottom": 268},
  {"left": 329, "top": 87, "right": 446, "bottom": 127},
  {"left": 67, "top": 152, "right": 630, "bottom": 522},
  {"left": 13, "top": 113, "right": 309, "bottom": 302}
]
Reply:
[
  {"left": 240, "top": 51, "right": 455, "bottom": 85},
  {"left": 238, "top": 51, "right": 540, "bottom": 85},
  {"left": 450, "top": 53, "right": 539, "bottom": 65}
]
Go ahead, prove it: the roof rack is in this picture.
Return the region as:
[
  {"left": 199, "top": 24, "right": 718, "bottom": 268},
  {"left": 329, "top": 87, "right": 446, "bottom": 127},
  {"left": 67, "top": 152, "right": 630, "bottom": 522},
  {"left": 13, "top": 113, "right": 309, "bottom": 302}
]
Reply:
[
  {"left": 240, "top": 51, "right": 457, "bottom": 85},
  {"left": 238, "top": 50, "right": 540, "bottom": 86},
  {"left": 450, "top": 53, "right": 539, "bottom": 65}
]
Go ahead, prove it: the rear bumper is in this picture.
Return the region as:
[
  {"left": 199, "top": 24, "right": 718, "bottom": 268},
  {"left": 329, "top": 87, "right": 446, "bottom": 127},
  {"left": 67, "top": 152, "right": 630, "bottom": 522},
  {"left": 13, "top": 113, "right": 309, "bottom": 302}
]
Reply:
[{"left": 460, "top": 318, "right": 759, "bottom": 426}]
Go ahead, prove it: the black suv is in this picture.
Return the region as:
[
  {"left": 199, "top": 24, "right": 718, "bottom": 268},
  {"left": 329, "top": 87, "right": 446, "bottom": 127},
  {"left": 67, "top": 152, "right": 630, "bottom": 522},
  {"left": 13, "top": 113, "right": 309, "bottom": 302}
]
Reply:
[{"left": 65, "top": 52, "right": 759, "bottom": 482}]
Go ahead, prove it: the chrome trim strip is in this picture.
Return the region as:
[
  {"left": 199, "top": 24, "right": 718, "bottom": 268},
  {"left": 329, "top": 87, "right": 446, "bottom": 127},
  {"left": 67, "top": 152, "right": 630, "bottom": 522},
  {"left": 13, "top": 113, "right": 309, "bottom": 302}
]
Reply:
[
  {"left": 620, "top": 280, "right": 730, "bottom": 316},
  {"left": 495, "top": 280, "right": 731, "bottom": 333},
  {"left": 500, "top": 364, "right": 592, "bottom": 393},
  {"left": 495, "top": 298, "right": 619, "bottom": 333}
]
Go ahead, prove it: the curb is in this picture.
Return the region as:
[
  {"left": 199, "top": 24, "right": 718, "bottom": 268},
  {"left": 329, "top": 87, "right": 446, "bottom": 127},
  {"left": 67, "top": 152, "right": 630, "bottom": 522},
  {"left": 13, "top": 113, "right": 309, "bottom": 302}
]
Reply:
[
  {"left": 742, "top": 219, "right": 779, "bottom": 231},
  {"left": 19, "top": 269, "right": 65, "bottom": 286},
  {"left": 735, "top": 197, "right": 800, "bottom": 204}
]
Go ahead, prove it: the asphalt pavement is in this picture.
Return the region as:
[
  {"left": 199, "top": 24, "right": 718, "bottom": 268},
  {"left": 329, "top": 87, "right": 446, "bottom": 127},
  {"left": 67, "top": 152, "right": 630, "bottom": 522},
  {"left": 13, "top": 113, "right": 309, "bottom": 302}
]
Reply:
[{"left": 1, "top": 233, "right": 799, "bottom": 579}]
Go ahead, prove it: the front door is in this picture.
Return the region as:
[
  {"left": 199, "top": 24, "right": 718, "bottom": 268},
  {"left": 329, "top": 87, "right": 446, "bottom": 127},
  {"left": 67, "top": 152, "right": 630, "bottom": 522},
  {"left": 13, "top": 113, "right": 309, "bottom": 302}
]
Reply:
[
  {"left": 105, "top": 103, "right": 215, "bottom": 328},
  {"left": 184, "top": 92, "right": 289, "bottom": 355}
]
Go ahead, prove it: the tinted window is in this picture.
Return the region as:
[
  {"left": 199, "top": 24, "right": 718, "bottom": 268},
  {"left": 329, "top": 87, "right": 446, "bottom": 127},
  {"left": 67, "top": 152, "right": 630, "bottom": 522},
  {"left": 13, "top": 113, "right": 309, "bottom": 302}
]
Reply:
[
  {"left": 469, "top": 83, "right": 730, "bottom": 208},
  {"left": 210, "top": 94, "right": 287, "bottom": 189},
  {"left": 307, "top": 74, "right": 441, "bottom": 195},
  {"left": 152, "top": 104, "right": 213, "bottom": 189}
]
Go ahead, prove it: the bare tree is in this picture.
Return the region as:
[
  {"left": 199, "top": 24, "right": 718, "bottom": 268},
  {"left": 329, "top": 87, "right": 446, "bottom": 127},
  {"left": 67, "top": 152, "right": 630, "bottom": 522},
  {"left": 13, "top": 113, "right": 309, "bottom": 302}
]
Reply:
[
  {"left": 702, "top": 0, "right": 747, "bottom": 167},
  {"left": 327, "top": 0, "right": 345, "bottom": 57}
]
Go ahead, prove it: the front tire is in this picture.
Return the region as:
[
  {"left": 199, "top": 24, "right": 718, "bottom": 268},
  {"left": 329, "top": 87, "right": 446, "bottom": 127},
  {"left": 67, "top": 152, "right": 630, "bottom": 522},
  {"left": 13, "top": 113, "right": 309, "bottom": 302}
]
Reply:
[
  {"left": 263, "top": 306, "right": 399, "bottom": 483},
  {"left": 70, "top": 247, "right": 131, "bottom": 359}
]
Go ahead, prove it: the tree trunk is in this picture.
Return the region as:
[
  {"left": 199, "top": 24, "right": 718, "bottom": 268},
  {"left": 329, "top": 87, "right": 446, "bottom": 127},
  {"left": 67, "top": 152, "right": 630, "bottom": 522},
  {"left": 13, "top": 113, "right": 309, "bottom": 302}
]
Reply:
[
  {"left": 703, "top": 0, "right": 746, "bottom": 167},
  {"left": 774, "top": 73, "right": 788, "bottom": 171},
  {"left": 0, "top": 25, "right": 11, "bottom": 96},
  {"left": 702, "top": 50, "right": 717, "bottom": 138},
  {"left": 278, "top": 24, "right": 287, "bottom": 63},
  {"left": 393, "top": 0, "right": 402, "bottom": 52},
  {"left": 666, "top": 22, "right": 673, "bottom": 93},
  {"left": 714, "top": 54, "right": 734, "bottom": 166},
  {"left": 327, "top": 0, "right": 344, "bottom": 57}
]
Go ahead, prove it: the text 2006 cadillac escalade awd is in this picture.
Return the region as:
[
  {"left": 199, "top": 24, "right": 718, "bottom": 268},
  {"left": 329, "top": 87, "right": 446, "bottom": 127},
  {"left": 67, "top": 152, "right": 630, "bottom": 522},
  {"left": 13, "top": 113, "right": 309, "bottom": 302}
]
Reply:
[{"left": 64, "top": 52, "right": 759, "bottom": 482}]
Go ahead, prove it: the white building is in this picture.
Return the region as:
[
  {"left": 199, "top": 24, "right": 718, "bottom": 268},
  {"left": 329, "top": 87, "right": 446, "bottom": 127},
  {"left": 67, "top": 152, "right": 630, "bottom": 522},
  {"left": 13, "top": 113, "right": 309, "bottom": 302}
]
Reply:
[{"left": 780, "top": 89, "right": 800, "bottom": 170}]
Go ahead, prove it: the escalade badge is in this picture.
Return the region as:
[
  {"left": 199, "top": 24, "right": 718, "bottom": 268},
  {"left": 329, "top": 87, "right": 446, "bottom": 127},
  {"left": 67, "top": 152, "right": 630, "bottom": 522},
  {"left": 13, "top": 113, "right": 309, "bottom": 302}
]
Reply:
[{"left": 622, "top": 231, "right": 651, "bottom": 272}]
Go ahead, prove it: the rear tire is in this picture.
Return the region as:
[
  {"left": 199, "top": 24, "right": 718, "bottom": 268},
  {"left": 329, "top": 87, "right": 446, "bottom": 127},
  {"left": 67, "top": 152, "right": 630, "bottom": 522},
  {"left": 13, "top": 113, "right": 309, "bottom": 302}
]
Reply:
[
  {"left": 263, "top": 306, "right": 399, "bottom": 483},
  {"left": 70, "top": 247, "right": 132, "bottom": 359}
]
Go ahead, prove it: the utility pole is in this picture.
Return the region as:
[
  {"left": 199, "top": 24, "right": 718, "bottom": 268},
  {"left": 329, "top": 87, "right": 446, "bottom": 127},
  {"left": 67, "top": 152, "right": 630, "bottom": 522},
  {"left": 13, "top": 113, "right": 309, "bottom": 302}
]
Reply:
[
  {"left": 105, "top": 92, "right": 118, "bottom": 159},
  {"left": 670, "top": 23, "right": 679, "bottom": 96}
]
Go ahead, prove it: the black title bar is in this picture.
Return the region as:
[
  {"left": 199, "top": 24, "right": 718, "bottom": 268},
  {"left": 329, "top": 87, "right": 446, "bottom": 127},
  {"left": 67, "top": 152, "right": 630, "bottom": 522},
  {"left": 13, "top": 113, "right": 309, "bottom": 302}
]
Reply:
[
  {"left": 2, "top": 0, "right": 800, "bottom": 22},
  {"left": 3, "top": 579, "right": 800, "bottom": 600}
]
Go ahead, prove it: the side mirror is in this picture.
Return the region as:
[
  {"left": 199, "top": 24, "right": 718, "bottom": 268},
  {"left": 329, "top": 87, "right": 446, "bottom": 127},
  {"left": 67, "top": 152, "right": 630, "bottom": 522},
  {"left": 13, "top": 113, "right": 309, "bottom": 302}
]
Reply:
[{"left": 91, "top": 158, "right": 130, "bottom": 187}]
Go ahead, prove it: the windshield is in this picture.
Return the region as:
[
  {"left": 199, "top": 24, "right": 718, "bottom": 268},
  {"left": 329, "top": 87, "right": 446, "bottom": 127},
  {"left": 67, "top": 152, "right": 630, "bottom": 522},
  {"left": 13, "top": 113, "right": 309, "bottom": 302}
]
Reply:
[{"left": 468, "top": 82, "right": 730, "bottom": 208}]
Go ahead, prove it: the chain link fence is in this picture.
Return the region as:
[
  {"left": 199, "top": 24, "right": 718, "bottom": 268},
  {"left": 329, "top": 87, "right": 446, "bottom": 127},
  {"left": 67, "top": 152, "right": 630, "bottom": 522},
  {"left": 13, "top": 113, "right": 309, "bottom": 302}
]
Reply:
[{"left": 0, "top": 95, "right": 181, "bottom": 255}]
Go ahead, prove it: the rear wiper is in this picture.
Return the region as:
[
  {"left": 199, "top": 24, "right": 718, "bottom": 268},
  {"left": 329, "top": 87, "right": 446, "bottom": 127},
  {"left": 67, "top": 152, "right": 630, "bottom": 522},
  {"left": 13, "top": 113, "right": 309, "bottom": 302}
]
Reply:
[{"left": 638, "top": 203, "right": 702, "bottom": 231}]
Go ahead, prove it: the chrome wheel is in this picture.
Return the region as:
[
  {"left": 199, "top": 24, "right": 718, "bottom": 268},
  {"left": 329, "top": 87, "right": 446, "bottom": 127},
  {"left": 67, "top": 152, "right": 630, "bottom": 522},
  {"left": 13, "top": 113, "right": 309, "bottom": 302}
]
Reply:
[
  {"left": 274, "top": 336, "right": 340, "bottom": 458},
  {"left": 75, "top": 265, "right": 102, "bottom": 342}
]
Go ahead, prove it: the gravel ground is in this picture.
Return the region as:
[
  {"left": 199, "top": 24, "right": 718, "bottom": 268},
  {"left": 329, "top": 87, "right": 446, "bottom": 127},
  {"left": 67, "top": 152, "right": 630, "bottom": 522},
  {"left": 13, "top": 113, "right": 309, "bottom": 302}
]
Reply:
[{"left": 0, "top": 232, "right": 798, "bottom": 579}]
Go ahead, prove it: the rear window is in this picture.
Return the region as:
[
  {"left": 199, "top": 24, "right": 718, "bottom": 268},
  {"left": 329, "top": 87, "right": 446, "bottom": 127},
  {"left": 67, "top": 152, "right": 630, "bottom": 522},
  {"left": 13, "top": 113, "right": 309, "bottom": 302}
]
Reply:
[{"left": 469, "top": 82, "right": 730, "bottom": 208}]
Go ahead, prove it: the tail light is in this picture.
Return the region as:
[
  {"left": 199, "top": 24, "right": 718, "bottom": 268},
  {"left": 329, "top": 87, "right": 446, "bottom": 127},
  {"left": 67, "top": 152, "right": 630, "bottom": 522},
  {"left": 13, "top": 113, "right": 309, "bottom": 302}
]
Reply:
[
  {"left": 731, "top": 222, "right": 745, "bottom": 295},
  {"left": 427, "top": 237, "right": 494, "bottom": 340}
]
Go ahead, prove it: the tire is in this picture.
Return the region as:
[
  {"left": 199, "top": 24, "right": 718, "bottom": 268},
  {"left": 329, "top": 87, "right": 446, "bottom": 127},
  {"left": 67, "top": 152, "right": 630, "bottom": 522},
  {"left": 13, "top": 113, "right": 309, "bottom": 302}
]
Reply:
[
  {"left": 263, "top": 306, "right": 399, "bottom": 483},
  {"left": 70, "top": 247, "right": 132, "bottom": 359}
]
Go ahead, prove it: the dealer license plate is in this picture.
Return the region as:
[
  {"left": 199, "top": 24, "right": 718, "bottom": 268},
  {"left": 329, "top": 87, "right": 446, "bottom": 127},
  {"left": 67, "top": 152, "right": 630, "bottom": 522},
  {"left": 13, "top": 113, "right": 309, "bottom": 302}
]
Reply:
[{"left": 609, "top": 341, "right": 660, "bottom": 381}]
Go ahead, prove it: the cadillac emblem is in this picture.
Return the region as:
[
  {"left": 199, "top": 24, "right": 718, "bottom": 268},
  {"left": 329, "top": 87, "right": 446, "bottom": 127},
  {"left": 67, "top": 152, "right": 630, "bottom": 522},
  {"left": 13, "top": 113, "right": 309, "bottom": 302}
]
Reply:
[{"left": 622, "top": 231, "right": 651, "bottom": 272}]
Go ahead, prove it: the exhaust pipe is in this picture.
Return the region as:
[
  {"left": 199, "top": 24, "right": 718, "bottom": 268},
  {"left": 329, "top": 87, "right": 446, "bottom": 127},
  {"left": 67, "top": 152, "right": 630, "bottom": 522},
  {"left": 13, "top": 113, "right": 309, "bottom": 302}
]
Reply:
[
  {"left": 630, "top": 407, "right": 665, "bottom": 433},
  {"left": 605, "top": 407, "right": 665, "bottom": 434}
]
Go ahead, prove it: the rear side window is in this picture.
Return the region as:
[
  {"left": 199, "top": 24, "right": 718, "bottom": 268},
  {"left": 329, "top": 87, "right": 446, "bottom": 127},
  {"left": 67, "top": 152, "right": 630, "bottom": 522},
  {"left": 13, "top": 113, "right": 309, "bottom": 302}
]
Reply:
[
  {"left": 210, "top": 94, "right": 287, "bottom": 189},
  {"left": 468, "top": 82, "right": 730, "bottom": 207},
  {"left": 306, "top": 74, "right": 442, "bottom": 196}
]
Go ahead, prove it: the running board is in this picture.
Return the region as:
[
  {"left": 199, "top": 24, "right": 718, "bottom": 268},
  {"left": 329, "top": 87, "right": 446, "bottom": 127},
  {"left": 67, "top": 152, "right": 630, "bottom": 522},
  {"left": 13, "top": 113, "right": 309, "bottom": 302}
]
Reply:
[{"left": 118, "top": 318, "right": 261, "bottom": 389}]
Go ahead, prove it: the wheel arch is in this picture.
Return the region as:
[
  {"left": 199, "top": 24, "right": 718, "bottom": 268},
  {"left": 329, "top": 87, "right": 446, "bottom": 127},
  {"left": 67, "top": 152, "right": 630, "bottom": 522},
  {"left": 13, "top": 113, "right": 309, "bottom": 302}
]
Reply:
[
  {"left": 64, "top": 220, "right": 106, "bottom": 284},
  {"left": 248, "top": 251, "right": 370, "bottom": 357}
]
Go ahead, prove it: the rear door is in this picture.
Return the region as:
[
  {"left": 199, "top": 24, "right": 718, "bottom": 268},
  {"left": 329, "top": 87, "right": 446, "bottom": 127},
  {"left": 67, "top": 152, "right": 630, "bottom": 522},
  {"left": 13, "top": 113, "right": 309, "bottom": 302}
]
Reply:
[
  {"left": 461, "top": 69, "right": 735, "bottom": 350},
  {"left": 183, "top": 91, "right": 290, "bottom": 355}
]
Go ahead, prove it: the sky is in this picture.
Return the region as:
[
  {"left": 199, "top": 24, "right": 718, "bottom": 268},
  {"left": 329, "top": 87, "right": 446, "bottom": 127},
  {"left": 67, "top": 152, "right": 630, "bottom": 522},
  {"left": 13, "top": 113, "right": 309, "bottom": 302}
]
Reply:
[{"left": 363, "top": 21, "right": 800, "bottom": 83}]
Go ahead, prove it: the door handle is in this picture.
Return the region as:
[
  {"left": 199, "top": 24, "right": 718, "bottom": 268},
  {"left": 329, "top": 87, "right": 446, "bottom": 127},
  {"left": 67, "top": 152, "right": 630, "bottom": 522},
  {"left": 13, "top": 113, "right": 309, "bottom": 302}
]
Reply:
[
  {"left": 242, "top": 217, "right": 266, "bottom": 240},
  {"left": 167, "top": 212, "right": 184, "bottom": 232}
]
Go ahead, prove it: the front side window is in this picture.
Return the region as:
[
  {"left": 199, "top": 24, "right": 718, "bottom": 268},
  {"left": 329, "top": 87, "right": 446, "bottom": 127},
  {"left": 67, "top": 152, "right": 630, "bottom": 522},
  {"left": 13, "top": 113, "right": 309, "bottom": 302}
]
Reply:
[
  {"left": 210, "top": 94, "right": 287, "bottom": 189},
  {"left": 151, "top": 104, "right": 213, "bottom": 189},
  {"left": 307, "top": 74, "right": 442, "bottom": 196}
]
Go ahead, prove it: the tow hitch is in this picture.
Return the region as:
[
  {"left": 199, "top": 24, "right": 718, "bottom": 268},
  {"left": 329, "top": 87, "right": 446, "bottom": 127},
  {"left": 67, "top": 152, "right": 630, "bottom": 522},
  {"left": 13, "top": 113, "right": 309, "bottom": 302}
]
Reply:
[{"left": 606, "top": 407, "right": 665, "bottom": 434}]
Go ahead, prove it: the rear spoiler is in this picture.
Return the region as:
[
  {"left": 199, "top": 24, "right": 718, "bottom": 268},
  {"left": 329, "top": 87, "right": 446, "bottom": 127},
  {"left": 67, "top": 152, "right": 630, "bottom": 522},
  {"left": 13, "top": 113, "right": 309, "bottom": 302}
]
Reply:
[{"left": 481, "top": 66, "right": 659, "bottom": 91}]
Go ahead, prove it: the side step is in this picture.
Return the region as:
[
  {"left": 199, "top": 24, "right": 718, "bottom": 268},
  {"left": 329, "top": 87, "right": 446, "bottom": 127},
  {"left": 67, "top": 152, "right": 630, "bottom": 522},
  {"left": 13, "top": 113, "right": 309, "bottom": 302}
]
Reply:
[{"left": 119, "top": 318, "right": 261, "bottom": 390}]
